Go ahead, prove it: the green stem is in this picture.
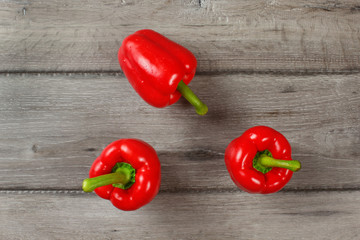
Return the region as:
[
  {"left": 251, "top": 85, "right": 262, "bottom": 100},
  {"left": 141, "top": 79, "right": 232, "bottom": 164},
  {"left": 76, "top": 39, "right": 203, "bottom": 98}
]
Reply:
[
  {"left": 82, "top": 162, "right": 135, "bottom": 192},
  {"left": 177, "top": 80, "right": 208, "bottom": 115},
  {"left": 259, "top": 154, "right": 301, "bottom": 172}
]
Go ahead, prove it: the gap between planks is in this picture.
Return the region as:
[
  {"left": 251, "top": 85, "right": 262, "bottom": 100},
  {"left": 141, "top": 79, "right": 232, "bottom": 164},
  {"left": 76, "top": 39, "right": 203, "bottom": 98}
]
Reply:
[
  {"left": 0, "top": 69, "right": 360, "bottom": 76},
  {"left": 1, "top": 187, "right": 360, "bottom": 195}
]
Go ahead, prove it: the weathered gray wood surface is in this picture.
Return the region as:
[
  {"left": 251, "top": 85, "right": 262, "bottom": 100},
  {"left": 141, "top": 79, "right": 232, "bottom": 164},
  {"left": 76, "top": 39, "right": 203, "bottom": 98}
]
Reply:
[
  {"left": 1, "top": 73, "right": 359, "bottom": 192},
  {"left": 1, "top": 0, "right": 360, "bottom": 73},
  {"left": 1, "top": 0, "right": 360, "bottom": 239},
  {"left": 1, "top": 190, "right": 360, "bottom": 239}
]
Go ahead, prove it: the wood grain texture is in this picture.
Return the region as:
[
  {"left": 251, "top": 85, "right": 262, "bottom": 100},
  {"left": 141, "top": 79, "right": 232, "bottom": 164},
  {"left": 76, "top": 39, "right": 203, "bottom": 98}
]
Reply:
[
  {"left": 1, "top": 0, "right": 359, "bottom": 73},
  {"left": 1, "top": 190, "right": 359, "bottom": 239},
  {"left": 1, "top": 73, "right": 359, "bottom": 191},
  {"left": 1, "top": 0, "right": 359, "bottom": 239}
]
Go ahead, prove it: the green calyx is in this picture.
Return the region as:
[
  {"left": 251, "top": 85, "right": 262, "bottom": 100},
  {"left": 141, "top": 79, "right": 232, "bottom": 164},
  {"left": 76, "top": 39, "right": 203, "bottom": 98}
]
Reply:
[
  {"left": 253, "top": 150, "right": 273, "bottom": 174},
  {"left": 82, "top": 162, "right": 136, "bottom": 193},
  {"left": 252, "top": 149, "right": 301, "bottom": 174},
  {"left": 111, "top": 162, "right": 136, "bottom": 190}
]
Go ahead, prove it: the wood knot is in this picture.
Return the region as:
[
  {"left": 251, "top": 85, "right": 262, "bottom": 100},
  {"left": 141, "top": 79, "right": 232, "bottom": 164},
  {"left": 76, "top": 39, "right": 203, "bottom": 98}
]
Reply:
[
  {"left": 32, "top": 144, "right": 39, "bottom": 153},
  {"left": 85, "top": 147, "right": 96, "bottom": 152}
]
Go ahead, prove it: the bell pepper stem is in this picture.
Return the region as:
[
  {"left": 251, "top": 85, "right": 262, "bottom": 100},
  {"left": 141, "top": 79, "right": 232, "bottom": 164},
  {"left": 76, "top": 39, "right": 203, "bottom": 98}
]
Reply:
[
  {"left": 82, "top": 173, "right": 128, "bottom": 192},
  {"left": 82, "top": 162, "right": 135, "bottom": 192},
  {"left": 259, "top": 154, "right": 301, "bottom": 172},
  {"left": 177, "top": 80, "right": 208, "bottom": 115}
]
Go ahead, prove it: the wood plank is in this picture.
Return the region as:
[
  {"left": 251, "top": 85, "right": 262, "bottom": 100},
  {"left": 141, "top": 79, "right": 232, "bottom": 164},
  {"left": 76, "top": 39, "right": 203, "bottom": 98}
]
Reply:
[
  {"left": 1, "top": 190, "right": 359, "bottom": 239},
  {"left": 0, "top": 73, "right": 359, "bottom": 191},
  {"left": 1, "top": 0, "right": 359, "bottom": 73}
]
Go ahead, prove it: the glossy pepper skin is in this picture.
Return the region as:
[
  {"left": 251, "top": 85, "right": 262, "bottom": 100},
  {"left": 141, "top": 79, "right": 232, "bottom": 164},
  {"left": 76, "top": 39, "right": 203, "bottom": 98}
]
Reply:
[
  {"left": 224, "top": 126, "right": 301, "bottom": 194},
  {"left": 83, "top": 139, "right": 161, "bottom": 211},
  {"left": 118, "top": 29, "right": 197, "bottom": 108}
]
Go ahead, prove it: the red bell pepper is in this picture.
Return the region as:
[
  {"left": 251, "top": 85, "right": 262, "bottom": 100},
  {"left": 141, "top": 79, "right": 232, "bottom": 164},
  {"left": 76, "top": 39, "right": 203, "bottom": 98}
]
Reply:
[
  {"left": 82, "top": 139, "right": 161, "bottom": 211},
  {"left": 224, "top": 126, "right": 301, "bottom": 194},
  {"left": 118, "top": 29, "right": 208, "bottom": 115}
]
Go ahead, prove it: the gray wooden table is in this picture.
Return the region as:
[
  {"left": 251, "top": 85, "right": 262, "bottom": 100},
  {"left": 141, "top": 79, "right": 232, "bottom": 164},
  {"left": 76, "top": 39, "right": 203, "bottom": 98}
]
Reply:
[{"left": 1, "top": 1, "right": 360, "bottom": 239}]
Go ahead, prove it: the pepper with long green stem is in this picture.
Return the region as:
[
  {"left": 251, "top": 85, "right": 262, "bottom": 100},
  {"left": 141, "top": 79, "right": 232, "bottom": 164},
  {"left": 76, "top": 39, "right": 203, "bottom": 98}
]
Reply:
[
  {"left": 225, "top": 126, "right": 301, "bottom": 194},
  {"left": 82, "top": 139, "right": 161, "bottom": 211},
  {"left": 118, "top": 29, "right": 208, "bottom": 115}
]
